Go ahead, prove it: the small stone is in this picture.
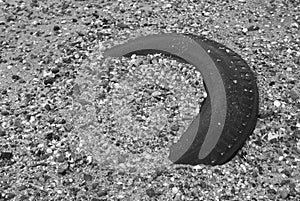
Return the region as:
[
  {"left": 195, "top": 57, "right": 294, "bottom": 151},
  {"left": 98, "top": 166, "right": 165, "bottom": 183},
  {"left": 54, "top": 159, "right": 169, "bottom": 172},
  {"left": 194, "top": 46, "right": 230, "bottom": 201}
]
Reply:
[
  {"left": 281, "top": 169, "right": 291, "bottom": 177},
  {"left": 290, "top": 22, "right": 299, "bottom": 28},
  {"left": 171, "top": 124, "right": 180, "bottom": 131},
  {"left": 91, "top": 198, "right": 101, "bottom": 201},
  {"left": 1, "top": 89, "right": 7, "bottom": 95},
  {"left": 0, "top": 151, "right": 13, "bottom": 160},
  {"left": 31, "top": 20, "right": 38, "bottom": 26},
  {"left": 44, "top": 104, "right": 51, "bottom": 111},
  {"left": 83, "top": 173, "right": 93, "bottom": 182},
  {"left": 174, "top": 193, "right": 182, "bottom": 201},
  {"left": 146, "top": 188, "right": 156, "bottom": 197},
  {"left": 5, "top": 193, "right": 16, "bottom": 200},
  {"left": 290, "top": 85, "right": 300, "bottom": 100},
  {"left": 44, "top": 77, "right": 56, "bottom": 85},
  {"left": 247, "top": 25, "right": 260, "bottom": 31},
  {"left": 117, "top": 195, "right": 125, "bottom": 199},
  {"left": 242, "top": 27, "right": 248, "bottom": 33},
  {"left": 293, "top": 130, "right": 300, "bottom": 139},
  {"left": 1, "top": 110, "right": 10, "bottom": 116},
  {"left": 151, "top": 91, "right": 161, "bottom": 96},
  {"left": 87, "top": 155, "right": 93, "bottom": 164},
  {"left": 11, "top": 74, "right": 21, "bottom": 81},
  {"left": 56, "top": 153, "right": 65, "bottom": 163},
  {"left": 165, "top": 3, "right": 172, "bottom": 8},
  {"left": 91, "top": 182, "right": 99, "bottom": 190},
  {"left": 202, "top": 11, "right": 210, "bottom": 17},
  {"left": 267, "top": 188, "right": 277, "bottom": 194},
  {"left": 97, "top": 92, "right": 106, "bottom": 100},
  {"left": 172, "top": 187, "right": 179, "bottom": 194},
  {"left": 274, "top": 100, "right": 281, "bottom": 107},
  {"left": 279, "top": 189, "right": 289, "bottom": 199},
  {"left": 53, "top": 25, "right": 60, "bottom": 31},
  {"left": 116, "top": 22, "right": 130, "bottom": 29},
  {"left": 46, "top": 148, "right": 52, "bottom": 154},
  {"left": 51, "top": 68, "right": 60, "bottom": 74},
  {"left": 57, "top": 163, "right": 69, "bottom": 175},
  {"left": 100, "top": 80, "right": 109, "bottom": 87},
  {"left": 45, "top": 132, "right": 54, "bottom": 140},
  {"left": 97, "top": 189, "right": 108, "bottom": 197},
  {"left": 0, "top": 129, "right": 6, "bottom": 136}
]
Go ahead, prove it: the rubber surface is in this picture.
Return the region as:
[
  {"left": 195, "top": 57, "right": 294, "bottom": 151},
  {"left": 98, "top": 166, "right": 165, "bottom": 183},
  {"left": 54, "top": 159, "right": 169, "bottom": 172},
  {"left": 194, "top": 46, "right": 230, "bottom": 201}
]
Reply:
[{"left": 103, "top": 33, "right": 259, "bottom": 165}]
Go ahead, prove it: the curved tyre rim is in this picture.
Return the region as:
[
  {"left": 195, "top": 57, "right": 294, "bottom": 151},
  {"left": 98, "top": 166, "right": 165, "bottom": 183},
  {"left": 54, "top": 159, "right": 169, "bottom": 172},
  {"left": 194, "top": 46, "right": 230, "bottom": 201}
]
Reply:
[{"left": 103, "top": 33, "right": 259, "bottom": 165}]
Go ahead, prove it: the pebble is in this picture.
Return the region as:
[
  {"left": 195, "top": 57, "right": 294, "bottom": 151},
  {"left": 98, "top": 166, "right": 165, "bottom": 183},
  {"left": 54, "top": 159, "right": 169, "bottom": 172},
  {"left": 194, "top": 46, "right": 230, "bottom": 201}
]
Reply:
[
  {"left": 146, "top": 188, "right": 156, "bottom": 197},
  {"left": 290, "top": 85, "right": 300, "bottom": 100},
  {"left": 151, "top": 91, "right": 161, "bottom": 96},
  {"left": 1, "top": 110, "right": 10, "bottom": 116},
  {"left": 46, "top": 148, "right": 52, "bottom": 154},
  {"left": 293, "top": 130, "right": 300, "bottom": 139},
  {"left": 0, "top": 151, "right": 13, "bottom": 160},
  {"left": 57, "top": 163, "right": 69, "bottom": 175},
  {"left": 51, "top": 68, "right": 60, "bottom": 74},
  {"left": 202, "top": 11, "right": 210, "bottom": 17},
  {"left": 56, "top": 153, "right": 65, "bottom": 163},
  {"left": 172, "top": 187, "right": 179, "bottom": 194},
  {"left": 91, "top": 198, "right": 101, "bottom": 201},
  {"left": 247, "top": 25, "right": 260, "bottom": 31},
  {"left": 83, "top": 173, "right": 93, "bottom": 182},
  {"left": 4, "top": 193, "right": 16, "bottom": 200},
  {"left": 44, "top": 77, "right": 56, "bottom": 85},
  {"left": 171, "top": 124, "right": 180, "bottom": 131},
  {"left": 116, "top": 22, "right": 130, "bottom": 29},
  {"left": 87, "top": 155, "right": 93, "bottom": 164},
  {"left": 279, "top": 189, "right": 289, "bottom": 199},
  {"left": 290, "top": 22, "right": 299, "bottom": 28},
  {"left": 97, "top": 189, "right": 108, "bottom": 197},
  {"left": 53, "top": 25, "right": 60, "bottom": 31},
  {"left": 0, "top": 129, "right": 6, "bottom": 136},
  {"left": 11, "top": 74, "right": 21, "bottom": 81},
  {"left": 274, "top": 100, "right": 281, "bottom": 107}
]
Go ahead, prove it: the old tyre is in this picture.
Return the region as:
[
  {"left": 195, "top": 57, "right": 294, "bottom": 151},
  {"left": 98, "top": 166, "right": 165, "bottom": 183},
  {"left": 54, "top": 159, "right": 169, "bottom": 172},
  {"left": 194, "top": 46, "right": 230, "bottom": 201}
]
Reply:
[{"left": 103, "top": 34, "right": 259, "bottom": 165}]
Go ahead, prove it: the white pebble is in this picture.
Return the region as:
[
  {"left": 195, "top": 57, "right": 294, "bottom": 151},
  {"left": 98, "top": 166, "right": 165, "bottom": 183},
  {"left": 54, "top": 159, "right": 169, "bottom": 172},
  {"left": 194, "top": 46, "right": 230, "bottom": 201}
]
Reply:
[
  {"left": 172, "top": 187, "right": 179, "bottom": 194},
  {"left": 87, "top": 155, "right": 93, "bottom": 164},
  {"left": 274, "top": 100, "right": 281, "bottom": 107},
  {"left": 291, "top": 22, "right": 299, "bottom": 28},
  {"left": 46, "top": 148, "right": 53, "bottom": 154}
]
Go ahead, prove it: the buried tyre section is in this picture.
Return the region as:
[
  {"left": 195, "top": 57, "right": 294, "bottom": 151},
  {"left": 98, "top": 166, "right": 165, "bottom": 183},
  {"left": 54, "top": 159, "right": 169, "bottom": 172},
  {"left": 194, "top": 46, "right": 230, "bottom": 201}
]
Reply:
[{"left": 103, "top": 34, "right": 259, "bottom": 166}]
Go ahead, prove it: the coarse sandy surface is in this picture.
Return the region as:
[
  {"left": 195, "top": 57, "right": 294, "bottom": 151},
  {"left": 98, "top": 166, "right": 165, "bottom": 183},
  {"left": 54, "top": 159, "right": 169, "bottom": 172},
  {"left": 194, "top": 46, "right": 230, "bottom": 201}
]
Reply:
[{"left": 0, "top": 0, "right": 300, "bottom": 200}]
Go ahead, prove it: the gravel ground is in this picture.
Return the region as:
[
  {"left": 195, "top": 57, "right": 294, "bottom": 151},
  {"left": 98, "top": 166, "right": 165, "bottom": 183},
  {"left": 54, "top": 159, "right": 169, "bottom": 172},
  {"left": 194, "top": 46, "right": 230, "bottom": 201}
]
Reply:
[{"left": 0, "top": 0, "right": 300, "bottom": 200}]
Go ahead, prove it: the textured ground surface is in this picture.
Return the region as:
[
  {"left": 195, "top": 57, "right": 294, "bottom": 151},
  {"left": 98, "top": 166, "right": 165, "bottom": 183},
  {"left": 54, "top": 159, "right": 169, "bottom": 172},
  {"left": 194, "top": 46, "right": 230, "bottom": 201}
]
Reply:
[{"left": 0, "top": 0, "right": 300, "bottom": 200}]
